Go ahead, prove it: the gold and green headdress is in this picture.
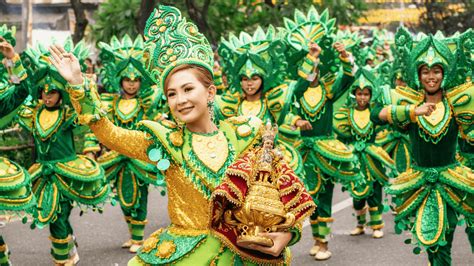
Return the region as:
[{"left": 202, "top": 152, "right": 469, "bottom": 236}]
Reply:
[
  {"left": 395, "top": 26, "right": 473, "bottom": 90},
  {"left": 346, "top": 61, "right": 392, "bottom": 105},
  {"left": 334, "top": 30, "right": 362, "bottom": 55},
  {"left": 143, "top": 5, "right": 214, "bottom": 90},
  {"left": 22, "top": 36, "right": 90, "bottom": 102},
  {"left": 218, "top": 25, "right": 287, "bottom": 94},
  {"left": 282, "top": 6, "right": 338, "bottom": 79},
  {"left": 98, "top": 34, "right": 154, "bottom": 94}
]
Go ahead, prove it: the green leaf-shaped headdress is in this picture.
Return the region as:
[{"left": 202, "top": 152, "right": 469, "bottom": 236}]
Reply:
[
  {"left": 282, "top": 6, "right": 338, "bottom": 79},
  {"left": 21, "top": 37, "right": 90, "bottom": 102},
  {"left": 334, "top": 30, "right": 362, "bottom": 55},
  {"left": 98, "top": 34, "right": 154, "bottom": 94},
  {"left": 218, "top": 25, "right": 287, "bottom": 94},
  {"left": 143, "top": 5, "right": 214, "bottom": 90},
  {"left": 346, "top": 64, "right": 389, "bottom": 107},
  {"left": 395, "top": 26, "right": 473, "bottom": 90}
]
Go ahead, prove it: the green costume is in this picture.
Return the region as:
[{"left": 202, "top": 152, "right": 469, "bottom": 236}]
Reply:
[
  {"left": 371, "top": 27, "right": 474, "bottom": 265},
  {"left": 65, "top": 5, "right": 315, "bottom": 265},
  {"left": 5, "top": 38, "right": 109, "bottom": 264},
  {"left": 333, "top": 66, "right": 396, "bottom": 231},
  {"left": 282, "top": 7, "right": 363, "bottom": 243},
  {"left": 215, "top": 25, "right": 308, "bottom": 175},
  {"left": 0, "top": 25, "right": 36, "bottom": 266},
  {"left": 87, "top": 34, "right": 163, "bottom": 246}
]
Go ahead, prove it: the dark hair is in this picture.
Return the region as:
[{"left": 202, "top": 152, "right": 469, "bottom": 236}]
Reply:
[{"left": 164, "top": 64, "right": 213, "bottom": 93}]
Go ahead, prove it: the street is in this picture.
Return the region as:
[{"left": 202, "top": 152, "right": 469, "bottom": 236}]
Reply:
[{"left": 2, "top": 185, "right": 473, "bottom": 265}]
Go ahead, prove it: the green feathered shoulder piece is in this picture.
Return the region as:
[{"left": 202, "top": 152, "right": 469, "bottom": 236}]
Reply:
[
  {"left": 282, "top": 6, "right": 338, "bottom": 80},
  {"left": 218, "top": 25, "right": 287, "bottom": 94},
  {"left": 21, "top": 37, "right": 90, "bottom": 103},
  {"left": 98, "top": 34, "right": 156, "bottom": 97},
  {"left": 394, "top": 27, "right": 473, "bottom": 90}
]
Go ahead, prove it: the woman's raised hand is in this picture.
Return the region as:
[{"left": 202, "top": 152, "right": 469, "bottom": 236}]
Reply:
[
  {"left": 0, "top": 37, "right": 15, "bottom": 59},
  {"left": 48, "top": 44, "right": 84, "bottom": 85}
]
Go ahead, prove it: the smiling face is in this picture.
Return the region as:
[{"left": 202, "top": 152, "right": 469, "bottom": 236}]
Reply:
[
  {"left": 419, "top": 64, "right": 443, "bottom": 94},
  {"left": 240, "top": 75, "right": 262, "bottom": 97},
  {"left": 354, "top": 87, "right": 371, "bottom": 110},
  {"left": 165, "top": 67, "right": 216, "bottom": 127},
  {"left": 121, "top": 77, "right": 141, "bottom": 97},
  {"left": 41, "top": 90, "right": 61, "bottom": 108}
]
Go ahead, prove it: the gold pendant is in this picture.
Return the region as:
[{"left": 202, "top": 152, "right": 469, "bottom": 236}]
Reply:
[
  {"left": 117, "top": 98, "right": 139, "bottom": 116},
  {"left": 192, "top": 131, "right": 229, "bottom": 172},
  {"left": 353, "top": 109, "right": 371, "bottom": 129},
  {"left": 241, "top": 100, "right": 262, "bottom": 117},
  {"left": 38, "top": 109, "right": 60, "bottom": 132},
  {"left": 424, "top": 101, "right": 445, "bottom": 127}
]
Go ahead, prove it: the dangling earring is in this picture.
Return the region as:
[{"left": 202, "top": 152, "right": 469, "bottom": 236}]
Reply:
[
  {"left": 207, "top": 100, "right": 215, "bottom": 123},
  {"left": 171, "top": 112, "right": 184, "bottom": 129}
]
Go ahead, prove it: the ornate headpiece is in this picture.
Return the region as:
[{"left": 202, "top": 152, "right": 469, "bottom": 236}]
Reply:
[
  {"left": 334, "top": 30, "right": 362, "bottom": 55},
  {"left": 144, "top": 5, "right": 214, "bottom": 90},
  {"left": 218, "top": 25, "right": 287, "bottom": 94},
  {"left": 395, "top": 26, "right": 473, "bottom": 90},
  {"left": 21, "top": 37, "right": 89, "bottom": 102},
  {"left": 346, "top": 63, "right": 391, "bottom": 107},
  {"left": 282, "top": 6, "right": 338, "bottom": 79},
  {"left": 98, "top": 34, "right": 155, "bottom": 95}
]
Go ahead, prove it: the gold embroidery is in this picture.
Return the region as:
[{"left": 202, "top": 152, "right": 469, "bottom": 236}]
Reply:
[
  {"left": 303, "top": 86, "right": 323, "bottom": 109},
  {"left": 155, "top": 240, "right": 176, "bottom": 259},
  {"left": 191, "top": 131, "right": 229, "bottom": 173},
  {"left": 117, "top": 98, "right": 139, "bottom": 116},
  {"left": 166, "top": 165, "right": 211, "bottom": 230},
  {"left": 353, "top": 109, "right": 371, "bottom": 129},
  {"left": 423, "top": 101, "right": 445, "bottom": 126},
  {"left": 169, "top": 131, "right": 184, "bottom": 147},
  {"left": 90, "top": 118, "right": 152, "bottom": 163},
  {"left": 38, "top": 108, "right": 60, "bottom": 132},
  {"left": 240, "top": 100, "right": 262, "bottom": 117}
]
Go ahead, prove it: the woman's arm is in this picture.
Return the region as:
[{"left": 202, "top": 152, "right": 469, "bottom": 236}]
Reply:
[
  {"left": 47, "top": 44, "right": 153, "bottom": 163},
  {"left": 89, "top": 117, "right": 152, "bottom": 163}
]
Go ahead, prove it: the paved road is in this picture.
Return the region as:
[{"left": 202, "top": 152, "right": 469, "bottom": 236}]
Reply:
[{"left": 2, "top": 185, "right": 473, "bottom": 265}]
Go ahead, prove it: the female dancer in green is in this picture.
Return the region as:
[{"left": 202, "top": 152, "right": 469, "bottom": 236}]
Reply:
[
  {"left": 333, "top": 66, "right": 395, "bottom": 239},
  {"left": 85, "top": 34, "right": 162, "bottom": 253},
  {"left": 0, "top": 27, "right": 36, "bottom": 266},
  {"left": 371, "top": 27, "right": 474, "bottom": 265},
  {"left": 3, "top": 37, "right": 109, "bottom": 265},
  {"left": 49, "top": 5, "right": 315, "bottom": 265}
]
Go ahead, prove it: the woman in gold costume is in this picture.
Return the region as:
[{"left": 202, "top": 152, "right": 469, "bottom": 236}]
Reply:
[{"left": 48, "top": 5, "right": 315, "bottom": 265}]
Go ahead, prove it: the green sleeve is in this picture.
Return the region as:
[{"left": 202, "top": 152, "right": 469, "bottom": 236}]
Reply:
[
  {"left": 287, "top": 224, "right": 303, "bottom": 246},
  {"left": 326, "top": 55, "right": 355, "bottom": 101},
  {"left": 293, "top": 53, "right": 317, "bottom": 98}
]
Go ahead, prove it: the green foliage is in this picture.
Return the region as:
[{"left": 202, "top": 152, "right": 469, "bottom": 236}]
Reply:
[
  {"left": 89, "top": 0, "right": 366, "bottom": 46},
  {"left": 90, "top": 0, "right": 142, "bottom": 43}
]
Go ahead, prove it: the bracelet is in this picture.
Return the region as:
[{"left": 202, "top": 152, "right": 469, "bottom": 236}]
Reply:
[
  {"left": 386, "top": 105, "right": 393, "bottom": 124},
  {"left": 409, "top": 105, "right": 417, "bottom": 122}
]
